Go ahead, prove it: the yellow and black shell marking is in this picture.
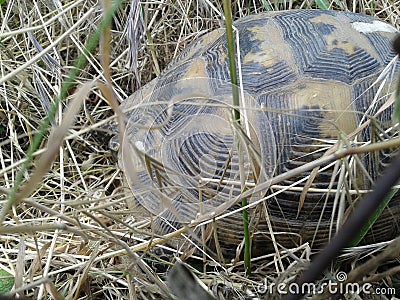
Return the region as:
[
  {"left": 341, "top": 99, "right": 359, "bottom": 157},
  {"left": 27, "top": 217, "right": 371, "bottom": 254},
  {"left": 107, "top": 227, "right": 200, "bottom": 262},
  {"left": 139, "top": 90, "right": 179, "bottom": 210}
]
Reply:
[{"left": 119, "top": 10, "right": 400, "bottom": 257}]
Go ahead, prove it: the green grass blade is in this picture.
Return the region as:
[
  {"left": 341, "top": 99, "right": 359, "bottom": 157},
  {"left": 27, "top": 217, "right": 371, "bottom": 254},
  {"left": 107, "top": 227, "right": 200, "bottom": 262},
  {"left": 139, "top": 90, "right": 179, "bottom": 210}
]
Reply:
[
  {"left": 260, "top": 0, "right": 271, "bottom": 10},
  {"left": 222, "top": 0, "right": 251, "bottom": 276},
  {"left": 315, "top": 0, "right": 330, "bottom": 10},
  {"left": 350, "top": 187, "right": 398, "bottom": 246}
]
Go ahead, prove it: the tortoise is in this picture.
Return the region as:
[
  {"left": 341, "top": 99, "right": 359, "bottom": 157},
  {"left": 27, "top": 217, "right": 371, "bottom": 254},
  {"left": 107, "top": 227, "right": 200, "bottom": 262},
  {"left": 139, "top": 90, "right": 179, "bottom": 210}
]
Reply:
[{"left": 117, "top": 9, "right": 400, "bottom": 258}]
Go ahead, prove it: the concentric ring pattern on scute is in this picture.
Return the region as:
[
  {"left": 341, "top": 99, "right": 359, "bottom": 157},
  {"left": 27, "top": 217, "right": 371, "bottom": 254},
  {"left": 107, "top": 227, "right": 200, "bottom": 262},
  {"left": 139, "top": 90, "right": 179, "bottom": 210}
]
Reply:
[
  {"left": 274, "top": 10, "right": 382, "bottom": 84},
  {"left": 122, "top": 78, "right": 276, "bottom": 226},
  {"left": 120, "top": 10, "right": 400, "bottom": 257}
]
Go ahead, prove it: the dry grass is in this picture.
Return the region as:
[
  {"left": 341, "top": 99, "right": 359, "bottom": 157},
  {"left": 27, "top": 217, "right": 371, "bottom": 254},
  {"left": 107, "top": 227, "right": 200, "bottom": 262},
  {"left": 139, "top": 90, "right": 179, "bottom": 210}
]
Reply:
[{"left": 1, "top": 0, "right": 400, "bottom": 299}]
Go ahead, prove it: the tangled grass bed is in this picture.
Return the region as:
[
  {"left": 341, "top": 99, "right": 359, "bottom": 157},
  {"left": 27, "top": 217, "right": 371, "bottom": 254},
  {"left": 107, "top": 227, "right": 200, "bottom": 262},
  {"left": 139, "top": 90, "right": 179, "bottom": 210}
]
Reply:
[{"left": 1, "top": 0, "right": 400, "bottom": 299}]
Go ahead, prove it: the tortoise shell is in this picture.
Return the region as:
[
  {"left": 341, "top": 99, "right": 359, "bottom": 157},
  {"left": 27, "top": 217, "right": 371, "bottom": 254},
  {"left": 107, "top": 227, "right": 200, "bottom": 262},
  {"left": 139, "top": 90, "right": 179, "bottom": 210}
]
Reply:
[{"left": 119, "top": 9, "right": 400, "bottom": 257}]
